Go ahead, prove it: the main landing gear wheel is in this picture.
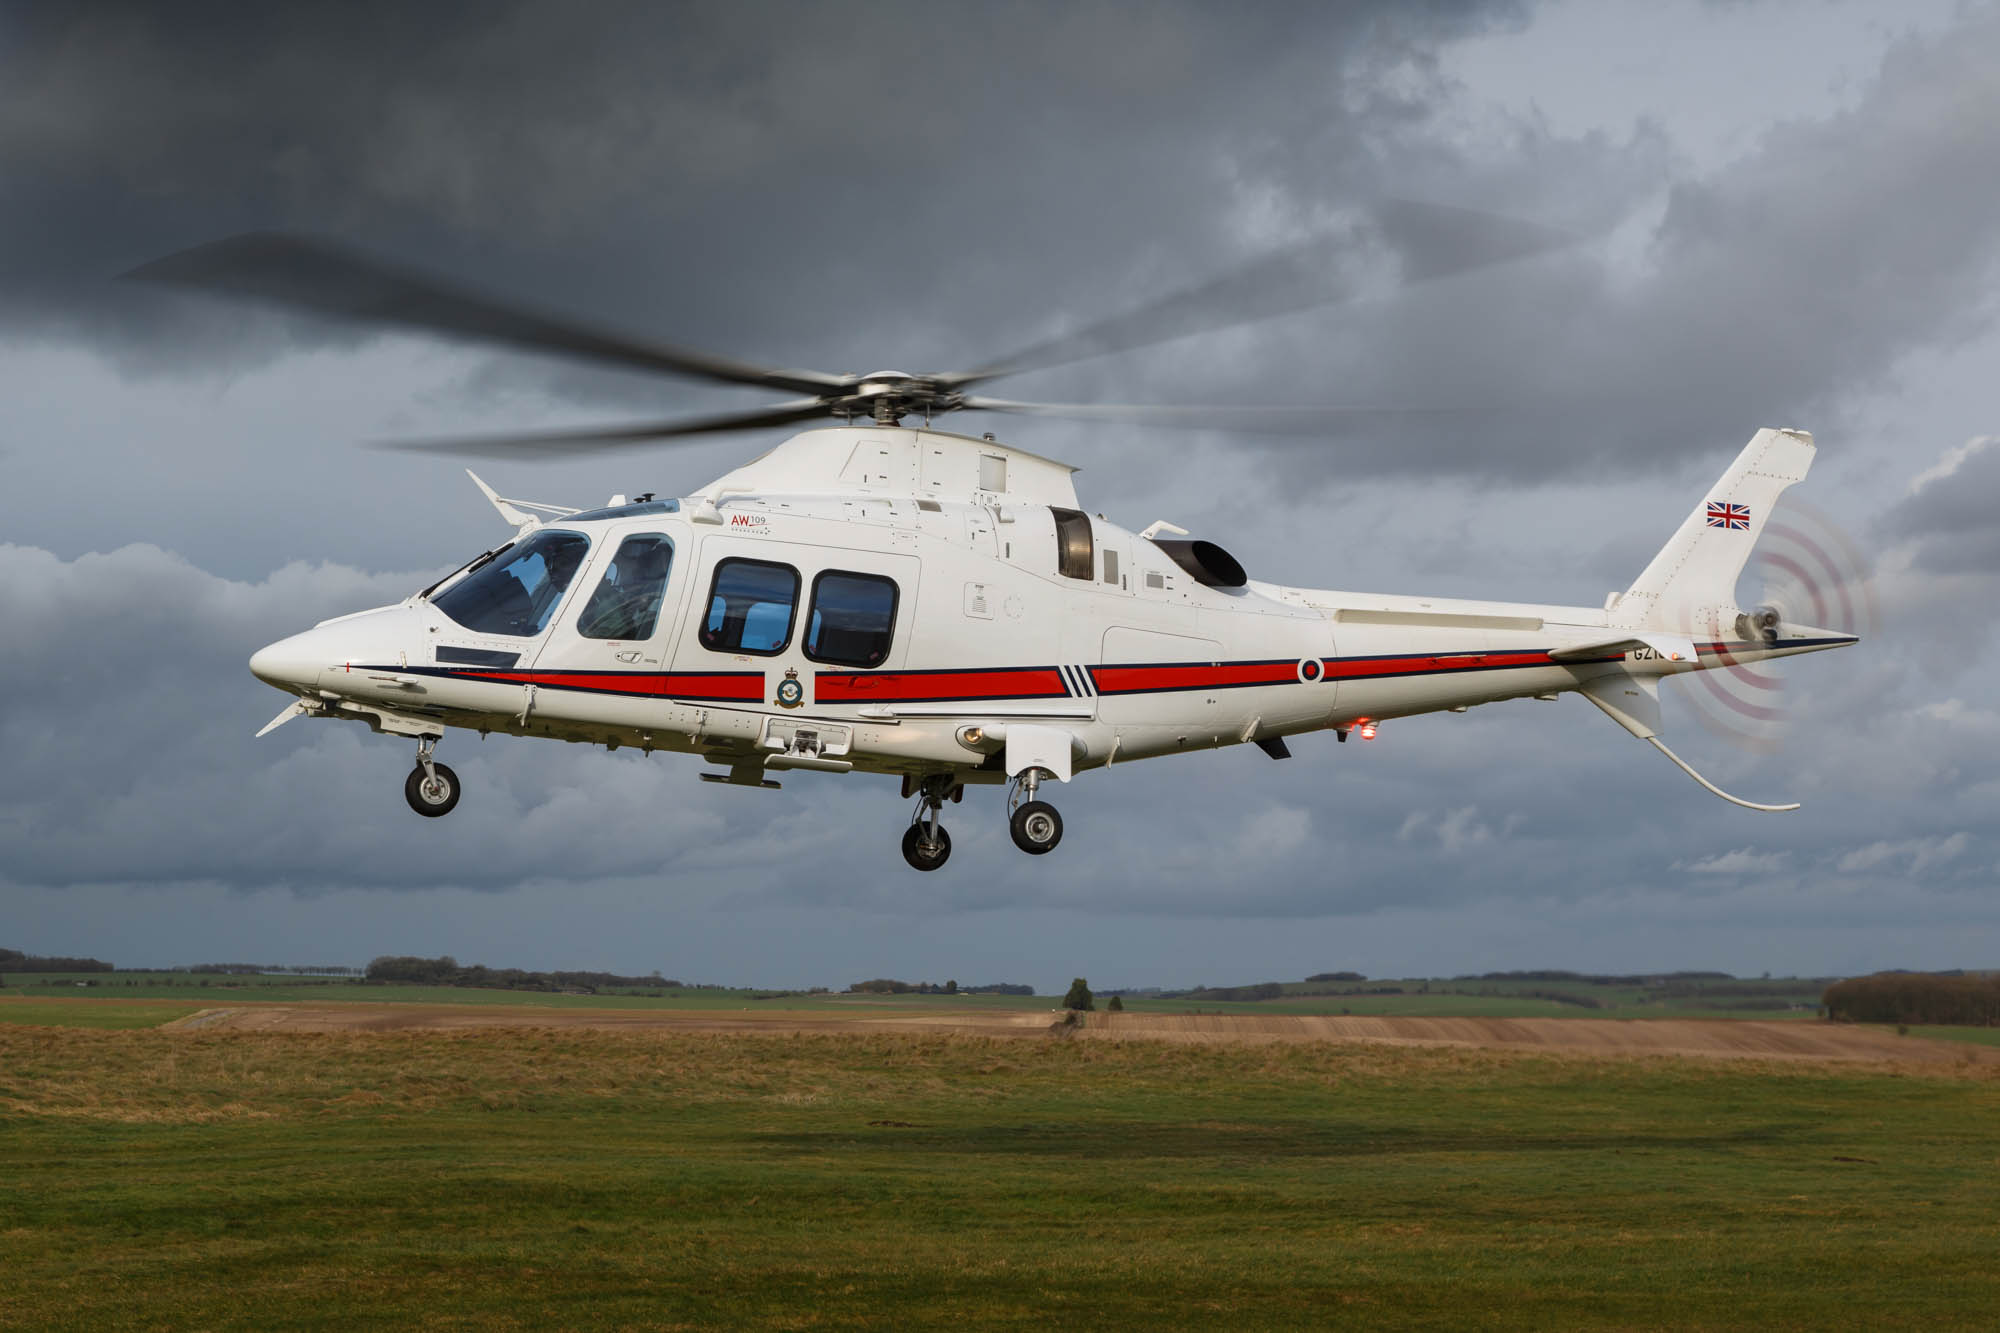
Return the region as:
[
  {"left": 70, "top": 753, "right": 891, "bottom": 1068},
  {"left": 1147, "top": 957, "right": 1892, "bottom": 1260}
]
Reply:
[
  {"left": 404, "top": 762, "right": 460, "bottom": 817},
  {"left": 901, "top": 822, "right": 952, "bottom": 872},
  {"left": 1009, "top": 801, "right": 1063, "bottom": 854},
  {"left": 902, "top": 774, "right": 959, "bottom": 872}
]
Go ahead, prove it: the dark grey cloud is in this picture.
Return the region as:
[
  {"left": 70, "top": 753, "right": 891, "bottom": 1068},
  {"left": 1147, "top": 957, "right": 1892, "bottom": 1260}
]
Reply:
[
  {"left": 0, "top": 0, "right": 1523, "bottom": 379},
  {"left": 11, "top": 0, "right": 1995, "bottom": 507},
  {"left": 1882, "top": 436, "right": 2000, "bottom": 576},
  {"left": 1207, "top": 8, "right": 2000, "bottom": 488}
]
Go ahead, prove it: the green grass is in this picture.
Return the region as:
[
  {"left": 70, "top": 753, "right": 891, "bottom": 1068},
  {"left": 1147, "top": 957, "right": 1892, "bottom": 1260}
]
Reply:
[
  {"left": 0, "top": 999, "right": 204, "bottom": 1029},
  {"left": 5, "top": 971, "right": 1834, "bottom": 1021},
  {"left": 1905, "top": 1024, "right": 2000, "bottom": 1047},
  {"left": 1109, "top": 992, "right": 1823, "bottom": 1021},
  {"left": 1, "top": 973, "right": 1061, "bottom": 1012},
  {"left": 1123, "top": 973, "right": 1832, "bottom": 1021},
  {"left": 3, "top": 1025, "right": 1997, "bottom": 1329}
]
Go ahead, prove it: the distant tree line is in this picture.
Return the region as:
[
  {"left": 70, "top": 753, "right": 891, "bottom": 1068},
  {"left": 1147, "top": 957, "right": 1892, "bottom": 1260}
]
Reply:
[
  {"left": 846, "top": 979, "right": 1031, "bottom": 995},
  {"left": 1305, "top": 971, "right": 1367, "bottom": 983},
  {"left": 0, "top": 948, "right": 112, "bottom": 973},
  {"left": 180, "top": 964, "right": 365, "bottom": 976},
  {"left": 1159, "top": 981, "right": 1414, "bottom": 1002},
  {"left": 1824, "top": 973, "right": 2000, "bottom": 1026},
  {"left": 366, "top": 955, "right": 682, "bottom": 993},
  {"left": 1180, "top": 982, "right": 1287, "bottom": 1002},
  {"left": 1454, "top": 969, "right": 1735, "bottom": 985}
]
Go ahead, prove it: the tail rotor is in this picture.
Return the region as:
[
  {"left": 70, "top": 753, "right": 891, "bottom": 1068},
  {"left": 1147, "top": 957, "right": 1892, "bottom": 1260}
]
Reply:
[{"left": 1681, "top": 499, "right": 1877, "bottom": 752}]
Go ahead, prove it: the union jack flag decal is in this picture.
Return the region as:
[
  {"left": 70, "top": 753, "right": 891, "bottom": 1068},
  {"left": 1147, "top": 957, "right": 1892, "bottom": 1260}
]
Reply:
[{"left": 1705, "top": 501, "right": 1750, "bottom": 530}]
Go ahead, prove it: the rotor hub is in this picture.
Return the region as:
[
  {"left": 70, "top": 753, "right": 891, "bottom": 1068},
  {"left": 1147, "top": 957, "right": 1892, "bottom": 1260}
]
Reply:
[{"left": 835, "top": 372, "right": 959, "bottom": 426}]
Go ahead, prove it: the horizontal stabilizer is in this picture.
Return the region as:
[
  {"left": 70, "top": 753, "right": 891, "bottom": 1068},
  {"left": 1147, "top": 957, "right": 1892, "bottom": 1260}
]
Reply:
[{"left": 1550, "top": 633, "right": 1696, "bottom": 664}]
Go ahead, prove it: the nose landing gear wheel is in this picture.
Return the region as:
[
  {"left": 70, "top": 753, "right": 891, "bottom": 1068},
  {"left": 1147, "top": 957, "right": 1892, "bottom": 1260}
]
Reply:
[
  {"left": 901, "top": 822, "right": 952, "bottom": 871},
  {"left": 404, "top": 762, "right": 461, "bottom": 817},
  {"left": 1009, "top": 800, "right": 1062, "bottom": 854}
]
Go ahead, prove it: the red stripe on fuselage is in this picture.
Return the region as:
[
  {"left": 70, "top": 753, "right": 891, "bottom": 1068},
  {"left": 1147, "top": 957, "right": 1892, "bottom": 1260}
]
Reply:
[
  {"left": 1090, "top": 661, "right": 1298, "bottom": 694},
  {"left": 453, "top": 669, "right": 764, "bottom": 702},
  {"left": 438, "top": 647, "right": 1580, "bottom": 712},
  {"left": 1321, "top": 650, "right": 1554, "bottom": 680},
  {"left": 814, "top": 667, "right": 1066, "bottom": 703}
]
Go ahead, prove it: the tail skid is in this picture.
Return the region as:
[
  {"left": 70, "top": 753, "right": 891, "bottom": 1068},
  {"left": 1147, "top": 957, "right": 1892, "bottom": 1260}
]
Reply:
[{"left": 1579, "top": 655, "right": 1799, "bottom": 813}]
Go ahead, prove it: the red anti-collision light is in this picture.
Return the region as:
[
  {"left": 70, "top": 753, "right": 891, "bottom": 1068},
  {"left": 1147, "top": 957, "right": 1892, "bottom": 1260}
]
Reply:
[{"left": 1358, "top": 721, "right": 1378, "bottom": 740}]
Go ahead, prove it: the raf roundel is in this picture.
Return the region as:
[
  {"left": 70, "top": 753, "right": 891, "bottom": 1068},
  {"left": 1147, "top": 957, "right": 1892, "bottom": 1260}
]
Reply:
[{"left": 1297, "top": 657, "right": 1325, "bottom": 684}]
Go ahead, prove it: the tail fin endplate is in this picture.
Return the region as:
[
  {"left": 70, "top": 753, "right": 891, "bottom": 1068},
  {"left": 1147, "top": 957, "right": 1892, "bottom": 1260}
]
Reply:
[{"left": 1612, "top": 428, "right": 1815, "bottom": 634}]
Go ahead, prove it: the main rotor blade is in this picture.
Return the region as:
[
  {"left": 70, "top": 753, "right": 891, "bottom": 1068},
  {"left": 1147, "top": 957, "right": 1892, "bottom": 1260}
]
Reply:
[
  {"left": 950, "top": 199, "right": 1575, "bottom": 387},
  {"left": 959, "top": 395, "right": 1477, "bottom": 435},
  {"left": 126, "top": 233, "right": 848, "bottom": 398},
  {"left": 374, "top": 399, "right": 835, "bottom": 458}
]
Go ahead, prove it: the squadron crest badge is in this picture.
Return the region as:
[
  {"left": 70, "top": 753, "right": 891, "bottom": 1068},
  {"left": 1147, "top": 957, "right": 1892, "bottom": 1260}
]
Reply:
[{"left": 775, "top": 667, "right": 805, "bottom": 709}]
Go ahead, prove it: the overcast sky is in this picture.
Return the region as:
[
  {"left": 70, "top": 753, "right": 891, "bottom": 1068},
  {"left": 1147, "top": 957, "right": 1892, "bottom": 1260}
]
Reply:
[{"left": 4, "top": 0, "right": 1997, "bottom": 988}]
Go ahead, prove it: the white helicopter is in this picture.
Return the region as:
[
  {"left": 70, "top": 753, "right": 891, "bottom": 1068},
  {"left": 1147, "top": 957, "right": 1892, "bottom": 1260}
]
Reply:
[{"left": 131, "top": 209, "right": 1856, "bottom": 870}]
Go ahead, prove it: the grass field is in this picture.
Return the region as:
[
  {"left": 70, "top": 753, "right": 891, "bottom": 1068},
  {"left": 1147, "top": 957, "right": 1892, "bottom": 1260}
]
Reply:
[
  {"left": 0, "top": 999, "right": 205, "bottom": 1029},
  {"left": 3, "top": 969, "right": 1831, "bottom": 1021},
  {"left": 4, "top": 1010, "right": 1998, "bottom": 1329},
  {"left": 0, "top": 973, "right": 1060, "bottom": 1012}
]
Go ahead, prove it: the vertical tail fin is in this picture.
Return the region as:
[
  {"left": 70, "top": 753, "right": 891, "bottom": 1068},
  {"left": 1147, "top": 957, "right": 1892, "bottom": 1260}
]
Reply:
[{"left": 1611, "top": 428, "right": 1815, "bottom": 633}]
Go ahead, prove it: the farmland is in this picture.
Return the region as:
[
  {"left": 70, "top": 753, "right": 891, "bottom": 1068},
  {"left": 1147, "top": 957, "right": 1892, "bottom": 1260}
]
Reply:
[
  {"left": 4, "top": 994, "right": 1998, "bottom": 1329},
  {"left": 0, "top": 967, "right": 1835, "bottom": 1022}
]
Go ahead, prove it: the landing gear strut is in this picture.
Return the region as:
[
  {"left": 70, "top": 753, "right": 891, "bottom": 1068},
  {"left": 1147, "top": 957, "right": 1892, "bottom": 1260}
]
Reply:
[
  {"left": 404, "top": 735, "right": 460, "bottom": 818},
  {"left": 1007, "top": 767, "right": 1063, "bottom": 855},
  {"left": 902, "top": 775, "right": 958, "bottom": 871}
]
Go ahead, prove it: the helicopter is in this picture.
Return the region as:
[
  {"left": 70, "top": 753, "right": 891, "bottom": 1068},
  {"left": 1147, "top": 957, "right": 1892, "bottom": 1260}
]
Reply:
[{"left": 130, "top": 205, "right": 1857, "bottom": 871}]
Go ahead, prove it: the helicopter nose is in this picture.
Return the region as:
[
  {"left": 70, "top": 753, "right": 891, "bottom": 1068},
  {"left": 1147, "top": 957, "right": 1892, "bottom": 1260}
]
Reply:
[
  {"left": 249, "top": 605, "right": 428, "bottom": 693},
  {"left": 249, "top": 631, "right": 330, "bottom": 691}
]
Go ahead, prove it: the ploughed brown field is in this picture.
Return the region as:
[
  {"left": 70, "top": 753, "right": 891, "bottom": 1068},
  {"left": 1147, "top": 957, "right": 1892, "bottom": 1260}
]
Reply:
[{"left": 152, "top": 999, "right": 1998, "bottom": 1064}]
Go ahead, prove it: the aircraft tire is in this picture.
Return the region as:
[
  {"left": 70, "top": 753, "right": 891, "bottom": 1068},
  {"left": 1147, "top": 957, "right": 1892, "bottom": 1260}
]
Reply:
[
  {"left": 902, "top": 822, "right": 951, "bottom": 871},
  {"left": 1009, "top": 801, "right": 1062, "bottom": 854},
  {"left": 404, "top": 762, "right": 461, "bottom": 818}
]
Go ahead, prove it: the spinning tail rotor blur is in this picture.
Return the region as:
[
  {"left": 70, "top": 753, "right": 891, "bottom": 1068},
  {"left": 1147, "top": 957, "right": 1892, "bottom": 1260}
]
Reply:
[{"left": 1681, "top": 498, "right": 1877, "bottom": 753}]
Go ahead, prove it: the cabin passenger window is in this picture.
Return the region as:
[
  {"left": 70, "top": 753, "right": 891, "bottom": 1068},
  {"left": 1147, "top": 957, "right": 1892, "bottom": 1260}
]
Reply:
[
  {"left": 700, "top": 558, "right": 799, "bottom": 655},
  {"left": 1051, "top": 506, "right": 1093, "bottom": 580},
  {"left": 576, "top": 533, "right": 674, "bottom": 640},
  {"left": 432, "top": 529, "right": 590, "bottom": 638},
  {"left": 805, "top": 571, "right": 899, "bottom": 668}
]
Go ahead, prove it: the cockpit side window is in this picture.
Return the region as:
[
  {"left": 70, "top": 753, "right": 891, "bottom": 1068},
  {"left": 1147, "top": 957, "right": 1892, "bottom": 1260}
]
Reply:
[
  {"left": 576, "top": 533, "right": 675, "bottom": 640},
  {"left": 700, "top": 558, "right": 799, "bottom": 656},
  {"left": 432, "top": 529, "right": 590, "bottom": 638}
]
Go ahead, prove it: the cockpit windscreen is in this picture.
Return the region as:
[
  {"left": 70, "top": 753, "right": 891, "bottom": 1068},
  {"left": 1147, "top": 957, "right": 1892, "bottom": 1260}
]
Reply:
[{"left": 432, "top": 529, "right": 590, "bottom": 637}]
